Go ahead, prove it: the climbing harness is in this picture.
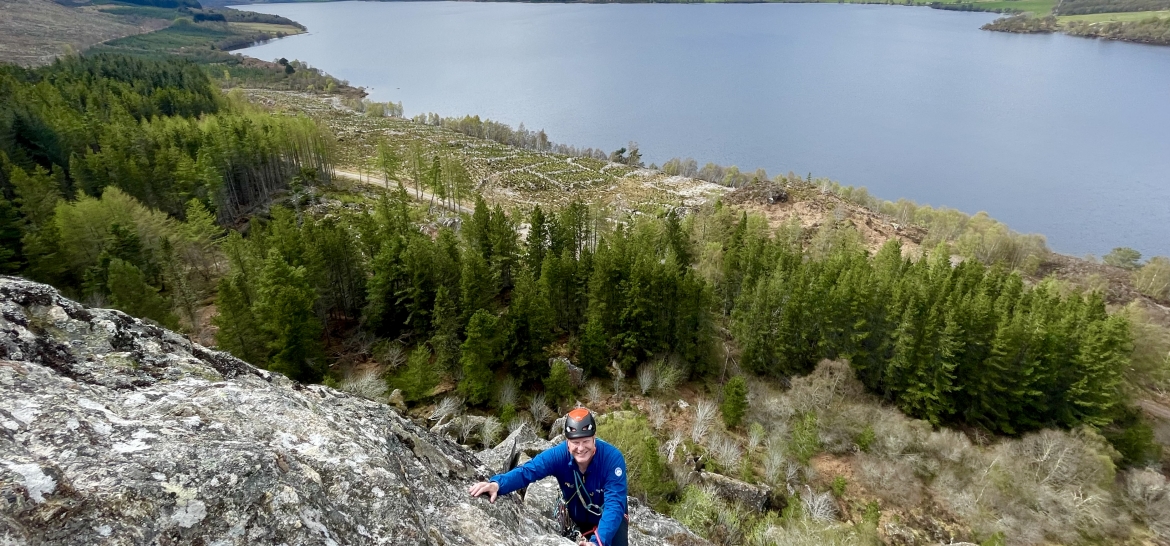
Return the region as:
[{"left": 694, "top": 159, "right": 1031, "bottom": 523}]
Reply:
[{"left": 555, "top": 467, "right": 604, "bottom": 540}]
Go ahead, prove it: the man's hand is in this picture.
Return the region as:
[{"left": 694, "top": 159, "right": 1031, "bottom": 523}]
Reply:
[{"left": 468, "top": 481, "right": 500, "bottom": 503}]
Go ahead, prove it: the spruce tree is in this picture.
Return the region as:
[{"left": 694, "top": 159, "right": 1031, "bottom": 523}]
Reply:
[
  {"left": 460, "top": 309, "right": 502, "bottom": 405},
  {"left": 460, "top": 249, "right": 497, "bottom": 323},
  {"left": 394, "top": 345, "right": 438, "bottom": 402},
  {"left": 106, "top": 258, "right": 178, "bottom": 329},
  {"left": 213, "top": 273, "right": 267, "bottom": 366},
  {"left": 429, "top": 286, "right": 461, "bottom": 372},
  {"left": 579, "top": 309, "right": 610, "bottom": 378},
  {"left": 526, "top": 205, "right": 548, "bottom": 275},
  {"left": 544, "top": 359, "right": 574, "bottom": 409},
  {"left": 0, "top": 197, "right": 23, "bottom": 273},
  {"left": 721, "top": 375, "right": 748, "bottom": 428},
  {"left": 255, "top": 250, "right": 323, "bottom": 383},
  {"left": 505, "top": 269, "right": 553, "bottom": 380}
]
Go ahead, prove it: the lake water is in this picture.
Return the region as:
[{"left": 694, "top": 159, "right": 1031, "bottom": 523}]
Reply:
[{"left": 237, "top": 1, "right": 1170, "bottom": 258}]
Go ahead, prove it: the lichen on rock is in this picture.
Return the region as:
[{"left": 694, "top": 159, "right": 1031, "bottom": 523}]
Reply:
[{"left": 0, "top": 277, "right": 703, "bottom": 545}]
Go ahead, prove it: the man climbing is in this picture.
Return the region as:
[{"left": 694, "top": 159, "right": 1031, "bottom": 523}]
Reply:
[{"left": 468, "top": 408, "right": 629, "bottom": 546}]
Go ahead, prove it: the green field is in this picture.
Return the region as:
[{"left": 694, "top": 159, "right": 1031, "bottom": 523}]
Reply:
[
  {"left": 229, "top": 22, "right": 304, "bottom": 34},
  {"left": 98, "top": 21, "right": 236, "bottom": 53},
  {"left": 1059, "top": 8, "right": 1170, "bottom": 21},
  {"left": 967, "top": 0, "right": 1057, "bottom": 14}
]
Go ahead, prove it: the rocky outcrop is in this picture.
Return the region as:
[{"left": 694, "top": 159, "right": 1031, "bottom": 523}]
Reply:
[
  {"left": 0, "top": 277, "right": 703, "bottom": 545},
  {"left": 696, "top": 472, "right": 770, "bottom": 512}
]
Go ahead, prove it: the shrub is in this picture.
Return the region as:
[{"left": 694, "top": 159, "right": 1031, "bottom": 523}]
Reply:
[
  {"left": 788, "top": 413, "right": 820, "bottom": 464},
  {"left": 647, "top": 399, "right": 666, "bottom": 429},
  {"left": 339, "top": 368, "right": 387, "bottom": 400},
  {"left": 498, "top": 403, "right": 516, "bottom": 427},
  {"left": 598, "top": 416, "right": 678, "bottom": 511},
  {"left": 1123, "top": 469, "right": 1170, "bottom": 540},
  {"left": 586, "top": 381, "right": 605, "bottom": 404},
  {"left": 693, "top": 399, "right": 718, "bottom": 444},
  {"left": 855, "top": 424, "right": 875, "bottom": 453},
  {"left": 480, "top": 417, "right": 502, "bottom": 448},
  {"left": 496, "top": 375, "right": 518, "bottom": 408},
  {"left": 747, "top": 422, "right": 766, "bottom": 451},
  {"left": 429, "top": 396, "right": 464, "bottom": 426},
  {"left": 672, "top": 485, "right": 718, "bottom": 534},
  {"left": 830, "top": 475, "right": 847, "bottom": 498},
  {"left": 638, "top": 364, "right": 657, "bottom": 395},
  {"left": 654, "top": 358, "right": 685, "bottom": 393},
  {"left": 1134, "top": 256, "right": 1170, "bottom": 300},
  {"left": 529, "top": 393, "right": 554, "bottom": 425},
  {"left": 708, "top": 433, "right": 743, "bottom": 471}
]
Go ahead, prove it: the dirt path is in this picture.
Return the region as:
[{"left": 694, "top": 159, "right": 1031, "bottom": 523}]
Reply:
[
  {"left": 1139, "top": 399, "right": 1170, "bottom": 421},
  {"left": 333, "top": 169, "right": 473, "bottom": 215}
]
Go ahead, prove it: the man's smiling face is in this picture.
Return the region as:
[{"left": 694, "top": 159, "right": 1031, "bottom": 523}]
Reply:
[{"left": 567, "top": 436, "right": 596, "bottom": 468}]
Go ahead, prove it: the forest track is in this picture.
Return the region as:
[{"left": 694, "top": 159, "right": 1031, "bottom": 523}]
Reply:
[
  {"left": 333, "top": 169, "right": 473, "bottom": 215},
  {"left": 1139, "top": 399, "right": 1170, "bottom": 421}
]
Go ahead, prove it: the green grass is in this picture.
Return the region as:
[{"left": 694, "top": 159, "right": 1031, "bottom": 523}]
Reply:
[
  {"left": 228, "top": 22, "right": 305, "bottom": 35},
  {"left": 100, "top": 21, "right": 235, "bottom": 52},
  {"left": 1059, "top": 9, "right": 1170, "bottom": 21},
  {"left": 970, "top": 0, "right": 1058, "bottom": 13}
]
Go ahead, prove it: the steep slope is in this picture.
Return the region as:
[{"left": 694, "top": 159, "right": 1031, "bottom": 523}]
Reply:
[
  {"left": 0, "top": 0, "right": 167, "bottom": 67},
  {"left": 0, "top": 276, "right": 700, "bottom": 545}
]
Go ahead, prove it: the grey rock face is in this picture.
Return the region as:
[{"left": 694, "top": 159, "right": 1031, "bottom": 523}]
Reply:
[
  {"left": 697, "top": 471, "right": 770, "bottom": 512},
  {"left": 0, "top": 277, "right": 706, "bottom": 546},
  {"left": 0, "top": 277, "right": 567, "bottom": 545}
]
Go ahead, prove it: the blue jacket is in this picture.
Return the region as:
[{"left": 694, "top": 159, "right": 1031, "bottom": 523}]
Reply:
[{"left": 491, "top": 439, "right": 628, "bottom": 546}]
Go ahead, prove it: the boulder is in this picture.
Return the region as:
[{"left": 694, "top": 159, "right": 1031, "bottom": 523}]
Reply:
[
  {"left": 0, "top": 277, "right": 697, "bottom": 546},
  {"left": 549, "top": 357, "right": 584, "bottom": 387},
  {"left": 476, "top": 422, "right": 556, "bottom": 473},
  {"left": 697, "top": 471, "right": 770, "bottom": 512},
  {"left": 387, "top": 388, "right": 406, "bottom": 412},
  {"left": 629, "top": 497, "right": 709, "bottom": 546},
  {"left": 430, "top": 414, "right": 488, "bottom": 442}
]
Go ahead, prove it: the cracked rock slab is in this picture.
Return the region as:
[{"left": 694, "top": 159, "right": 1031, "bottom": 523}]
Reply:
[{"left": 0, "top": 277, "right": 705, "bottom": 546}]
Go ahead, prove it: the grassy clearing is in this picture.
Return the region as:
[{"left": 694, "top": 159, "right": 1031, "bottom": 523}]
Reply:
[
  {"left": 972, "top": 0, "right": 1058, "bottom": 13},
  {"left": 98, "top": 22, "right": 236, "bottom": 53},
  {"left": 1059, "top": 9, "right": 1170, "bottom": 21},
  {"left": 229, "top": 22, "right": 305, "bottom": 35}
]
